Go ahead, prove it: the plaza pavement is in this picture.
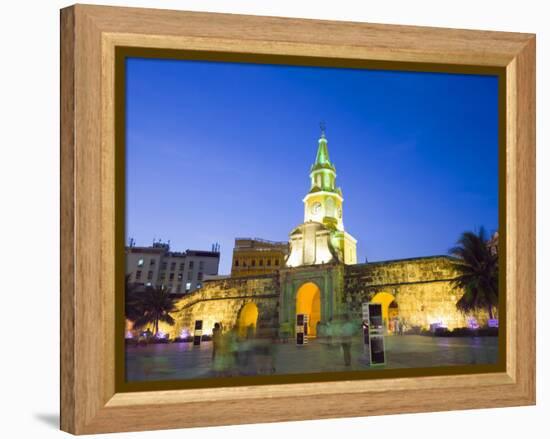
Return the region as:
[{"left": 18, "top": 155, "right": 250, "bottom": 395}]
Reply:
[{"left": 125, "top": 335, "right": 499, "bottom": 382}]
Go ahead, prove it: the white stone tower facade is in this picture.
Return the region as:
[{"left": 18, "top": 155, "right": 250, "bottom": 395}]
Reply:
[{"left": 286, "top": 128, "right": 357, "bottom": 267}]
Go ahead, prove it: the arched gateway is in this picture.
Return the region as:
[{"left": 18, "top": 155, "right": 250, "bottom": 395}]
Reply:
[
  {"left": 237, "top": 302, "right": 259, "bottom": 337},
  {"left": 296, "top": 282, "right": 321, "bottom": 336},
  {"left": 278, "top": 263, "right": 345, "bottom": 337}
]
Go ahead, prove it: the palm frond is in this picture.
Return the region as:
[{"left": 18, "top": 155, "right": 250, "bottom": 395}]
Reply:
[
  {"left": 449, "top": 227, "right": 498, "bottom": 317},
  {"left": 124, "top": 284, "right": 179, "bottom": 334}
]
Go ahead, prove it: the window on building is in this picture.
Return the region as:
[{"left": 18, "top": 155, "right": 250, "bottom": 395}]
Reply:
[
  {"left": 149, "top": 259, "right": 155, "bottom": 267},
  {"left": 198, "top": 272, "right": 203, "bottom": 281},
  {"left": 275, "top": 259, "right": 279, "bottom": 266},
  {"left": 267, "top": 259, "right": 271, "bottom": 266},
  {"left": 161, "top": 262, "right": 167, "bottom": 270},
  {"left": 160, "top": 272, "right": 166, "bottom": 280},
  {"left": 199, "top": 261, "right": 204, "bottom": 270},
  {"left": 177, "top": 284, "right": 182, "bottom": 293},
  {"left": 170, "top": 262, "right": 176, "bottom": 271},
  {"left": 169, "top": 273, "right": 175, "bottom": 280},
  {"left": 177, "top": 273, "right": 183, "bottom": 281},
  {"left": 235, "top": 260, "right": 239, "bottom": 267},
  {"left": 189, "top": 261, "right": 194, "bottom": 269},
  {"left": 147, "top": 271, "right": 153, "bottom": 280},
  {"left": 251, "top": 260, "right": 256, "bottom": 267},
  {"left": 179, "top": 263, "right": 185, "bottom": 270},
  {"left": 137, "top": 258, "right": 144, "bottom": 267},
  {"left": 136, "top": 270, "right": 142, "bottom": 280},
  {"left": 185, "top": 282, "right": 191, "bottom": 293},
  {"left": 187, "top": 271, "right": 193, "bottom": 280},
  {"left": 196, "top": 283, "right": 202, "bottom": 289},
  {"left": 259, "top": 259, "right": 263, "bottom": 266},
  {"left": 146, "top": 282, "right": 152, "bottom": 287}
]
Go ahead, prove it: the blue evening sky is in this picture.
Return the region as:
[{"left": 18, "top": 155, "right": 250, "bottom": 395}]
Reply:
[{"left": 126, "top": 58, "right": 499, "bottom": 275}]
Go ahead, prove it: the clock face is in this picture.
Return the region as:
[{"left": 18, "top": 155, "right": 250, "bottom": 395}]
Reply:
[{"left": 311, "top": 202, "right": 322, "bottom": 215}]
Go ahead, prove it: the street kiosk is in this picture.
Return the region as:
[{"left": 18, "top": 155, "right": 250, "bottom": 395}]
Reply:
[
  {"left": 296, "top": 313, "right": 309, "bottom": 345},
  {"left": 362, "top": 302, "right": 386, "bottom": 366},
  {"left": 193, "top": 319, "right": 203, "bottom": 346}
]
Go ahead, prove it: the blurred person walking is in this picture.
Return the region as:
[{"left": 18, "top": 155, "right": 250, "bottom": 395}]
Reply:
[
  {"left": 212, "top": 322, "right": 222, "bottom": 361},
  {"left": 339, "top": 314, "right": 356, "bottom": 367}
]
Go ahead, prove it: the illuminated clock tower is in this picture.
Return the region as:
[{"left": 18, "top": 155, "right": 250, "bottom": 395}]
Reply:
[
  {"left": 303, "top": 126, "right": 345, "bottom": 231},
  {"left": 286, "top": 126, "right": 357, "bottom": 267}
]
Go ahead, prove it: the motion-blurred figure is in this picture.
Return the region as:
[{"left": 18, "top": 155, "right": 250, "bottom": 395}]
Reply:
[
  {"left": 253, "top": 325, "right": 277, "bottom": 375},
  {"left": 212, "top": 322, "right": 222, "bottom": 360},
  {"left": 213, "top": 326, "right": 237, "bottom": 377},
  {"left": 336, "top": 314, "right": 356, "bottom": 367},
  {"left": 279, "top": 321, "right": 291, "bottom": 343}
]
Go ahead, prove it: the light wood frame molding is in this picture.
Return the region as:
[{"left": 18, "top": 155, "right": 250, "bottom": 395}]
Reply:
[{"left": 60, "top": 4, "right": 536, "bottom": 434}]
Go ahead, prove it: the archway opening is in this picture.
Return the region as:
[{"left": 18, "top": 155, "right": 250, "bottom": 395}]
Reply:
[
  {"left": 388, "top": 300, "right": 399, "bottom": 319},
  {"left": 371, "top": 292, "right": 397, "bottom": 325},
  {"left": 296, "top": 282, "right": 321, "bottom": 337},
  {"left": 388, "top": 300, "right": 400, "bottom": 334},
  {"left": 237, "top": 302, "right": 259, "bottom": 338}
]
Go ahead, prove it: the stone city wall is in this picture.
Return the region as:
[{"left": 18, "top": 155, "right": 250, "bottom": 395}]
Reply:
[
  {"left": 345, "top": 256, "right": 459, "bottom": 286},
  {"left": 153, "top": 256, "right": 491, "bottom": 337},
  {"left": 344, "top": 256, "right": 489, "bottom": 329},
  {"left": 159, "top": 274, "right": 280, "bottom": 338}
]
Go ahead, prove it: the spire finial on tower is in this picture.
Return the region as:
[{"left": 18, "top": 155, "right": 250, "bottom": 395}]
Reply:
[{"left": 313, "top": 122, "right": 333, "bottom": 168}]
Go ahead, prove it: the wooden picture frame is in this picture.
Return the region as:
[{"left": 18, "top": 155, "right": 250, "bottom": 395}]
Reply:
[{"left": 60, "top": 4, "right": 536, "bottom": 434}]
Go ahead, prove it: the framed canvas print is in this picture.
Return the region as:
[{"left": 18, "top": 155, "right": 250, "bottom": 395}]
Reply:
[{"left": 60, "top": 4, "right": 536, "bottom": 435}]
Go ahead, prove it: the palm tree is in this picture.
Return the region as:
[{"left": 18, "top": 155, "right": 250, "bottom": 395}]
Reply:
[
  {"left": 131, "top": 285, "right": 178, "bottom": 335},
  {"left": 449, "top": 227, "right": 498, "bottom": 319}
]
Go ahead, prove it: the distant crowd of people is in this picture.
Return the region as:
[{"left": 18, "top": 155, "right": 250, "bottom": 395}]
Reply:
[{"left": 388, "top": 317, "right": 407, "bottom": 335}]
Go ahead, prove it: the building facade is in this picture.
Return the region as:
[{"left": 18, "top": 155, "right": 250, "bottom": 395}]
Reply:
[
  {"left": 139, "top": 131, "right": 491, "bottom": 339},
  {"left": 126, "top": 241, "right": 220, "bottom": 294},
  {"left": 231, "top": 238, "right": 289, "bottom": 278}
]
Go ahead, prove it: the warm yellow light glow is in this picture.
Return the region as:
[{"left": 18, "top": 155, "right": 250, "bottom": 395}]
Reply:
[
  {"left": 427, "top": 314, "right": 459, "bottom": 330},
  {"left": 296, "top": 282, "right": 321, "bottom": 336},
  {"left": 237, "top": 302, "right": 259, "bottom": 337},
  {"left": 371, "top": 292, "right": 397, "bottom": 323}
]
